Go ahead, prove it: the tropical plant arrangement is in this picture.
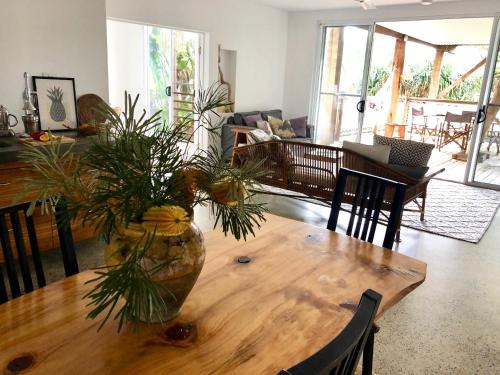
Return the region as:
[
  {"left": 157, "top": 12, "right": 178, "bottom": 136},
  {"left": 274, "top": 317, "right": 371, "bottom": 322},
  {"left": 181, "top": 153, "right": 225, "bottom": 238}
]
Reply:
[{"left": 19, "top": 83, "right": 267, "bottom": 332}]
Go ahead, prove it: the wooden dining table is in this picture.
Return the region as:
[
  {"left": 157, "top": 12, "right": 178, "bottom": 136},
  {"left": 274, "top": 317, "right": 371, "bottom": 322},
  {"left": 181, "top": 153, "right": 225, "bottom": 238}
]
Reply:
[{"left": 0, "top": 214, "right": 426, "bottom": 375}]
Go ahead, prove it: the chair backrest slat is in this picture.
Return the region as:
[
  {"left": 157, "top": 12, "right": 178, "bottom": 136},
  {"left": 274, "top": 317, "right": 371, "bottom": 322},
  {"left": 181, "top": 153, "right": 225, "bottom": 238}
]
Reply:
[
  {"left": 9, "top": 211, "right": 34, "bottom": 293},
  {"left": 327, "top": 168, "right": 407, "bottom": 250},
  {"left": 0, "top": 214, "right": 22, "bottom": 298},
  {"left": 346, "top": 177, "right": 364, "bottom": 236},
  {"left": 368, "top": 183, "right": 386, "bottom": 244},
  {"left": 353, "top": 179, "right": 372, "bottom": 240},
  {"left": 361, "top": 181, "right": 380, "bottom": 240},
  {"left": 281, "top": 289, "right": 382, "bottom": 375},
  {"left": 24, "top": 212, "right": 46, "bottom": 288}
]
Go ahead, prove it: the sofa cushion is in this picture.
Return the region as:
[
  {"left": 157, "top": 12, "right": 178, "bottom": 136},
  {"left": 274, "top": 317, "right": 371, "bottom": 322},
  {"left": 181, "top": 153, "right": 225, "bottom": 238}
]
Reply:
[
  {"left": 256, "top": 120, "right": 272, "bottom": 135},
  {"left": 389, "top": 164, "right": 429, "bottom": 179},
  {"left": 289, "top": 116, "right": 308, "bottom": 138},
  {"left": 261, "top": 109, "right": 282, "bottom": 121},
  {"left": 343, "top": 140, "right": 391, "bottom": 164},
  {"left": 374, "top": 134, "right": 434, "bottom": 167},
  {"left": 244, "top": 114, "right": 263, "bottom": 127},
  {"left": 268, "top": 116, "right": 296, "bottom": 139},
  {"left": 233, "top": 111, "right": 260, "bottom": 125},
  {"left": 247, "top": 129, "right": 280, "bottom": 144}
]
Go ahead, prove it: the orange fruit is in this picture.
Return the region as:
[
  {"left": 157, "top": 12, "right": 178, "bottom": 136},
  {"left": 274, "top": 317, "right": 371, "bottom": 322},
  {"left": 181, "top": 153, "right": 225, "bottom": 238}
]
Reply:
[{"left": 39, "top": 133, "right": 50, "bottom": 142}]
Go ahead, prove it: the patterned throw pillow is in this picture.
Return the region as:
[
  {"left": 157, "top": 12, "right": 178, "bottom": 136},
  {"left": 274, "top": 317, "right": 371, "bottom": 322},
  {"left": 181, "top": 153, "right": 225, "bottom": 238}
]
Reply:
[
  {"left": 243, "top": 114, "right": 263, "bottom": 127},
  {"left": 268, "top": 116, "right": 296, "bottom": 139},
  {"left": 256, "top": 120, "right": 273, "bottom": 135},
  {"left": 373, "top": 134, "right": 434, "bottom": 167},
  {"left": 289, "top": 116, "right": 308, "bottom": 138},
  {"left": 247, "top": 129, "right": 280, "bottom": 144}
]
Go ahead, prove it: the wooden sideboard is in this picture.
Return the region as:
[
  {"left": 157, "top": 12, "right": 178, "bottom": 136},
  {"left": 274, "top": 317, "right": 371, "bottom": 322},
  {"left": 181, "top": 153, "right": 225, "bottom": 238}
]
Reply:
[{"left": 0, "top": 161, "right": 96, "bottom": 259}]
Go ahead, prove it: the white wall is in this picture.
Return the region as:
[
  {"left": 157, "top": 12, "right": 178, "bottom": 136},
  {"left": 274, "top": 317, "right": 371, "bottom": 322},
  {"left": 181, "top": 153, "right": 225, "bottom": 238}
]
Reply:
[
  {"left": 284, "top": 0, "right": 500, "bottom": 120},
  {"left": 107, "top": 20, "right": 147, "bottom": 111},
  {"left": 0, "top": 0, "right": 109, "bottom": 133},
  {"left": 106, "top": 0, "right": 289, "bottom": 113}
]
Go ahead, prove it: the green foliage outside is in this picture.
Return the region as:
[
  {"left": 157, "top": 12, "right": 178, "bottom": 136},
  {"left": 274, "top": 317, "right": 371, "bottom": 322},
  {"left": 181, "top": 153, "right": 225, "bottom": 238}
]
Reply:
[
  {"left": 148, "top": 27, "right": 170, "bottom": 124},
  {"left": 367, "top": 66, "right": 390, "bottom": 96},
  {"left": 367, "top": 62, "right": 483, "bottom": 101},
  {"left": 148, "top": 27, "right": 196, "bottom": 126}
]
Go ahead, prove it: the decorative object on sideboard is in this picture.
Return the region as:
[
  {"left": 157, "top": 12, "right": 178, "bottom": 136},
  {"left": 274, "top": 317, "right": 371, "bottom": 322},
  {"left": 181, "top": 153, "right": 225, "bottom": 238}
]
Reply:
[
  {"left": 0, "top": 105, "right": 18, "bottom": 137},
  {"left": 19, "top": 83, "right": 267, "bottom": 333},
  {"left": 22, "top": 72, "right": 40, "bottom": 134},
  {"left": 32, "top": 76, "right": 78, "bottom": 131},
  {"left": 76, "top": 93, "right": 108, "bottom": 136}
]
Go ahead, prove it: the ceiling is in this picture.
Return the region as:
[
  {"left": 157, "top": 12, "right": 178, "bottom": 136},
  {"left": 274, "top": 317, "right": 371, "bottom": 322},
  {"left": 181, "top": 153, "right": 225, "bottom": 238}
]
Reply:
[
  {"left": 250, "top": 0, "right": 460, "bottom": 11},
  {"left": 379, "top": 18, "right": 494, "bottom": 45}
]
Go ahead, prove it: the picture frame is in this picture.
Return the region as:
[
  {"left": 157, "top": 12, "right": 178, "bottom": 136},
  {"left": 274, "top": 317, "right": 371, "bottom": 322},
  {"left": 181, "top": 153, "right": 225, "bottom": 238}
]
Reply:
[{"left": 32, "top": 76, "right": 78, "bottom": 131}]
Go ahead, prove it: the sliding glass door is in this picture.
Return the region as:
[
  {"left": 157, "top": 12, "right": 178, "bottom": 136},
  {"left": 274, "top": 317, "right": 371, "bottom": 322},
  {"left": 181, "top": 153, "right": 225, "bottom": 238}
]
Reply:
[
  {"left": 315, "top": 25, "right": 373, "bottom": 145},
  {"left": 146, "top": 26, "right": 201, "bottom": 132},
  {"left": 107, "top": 20, "right": 203, "bottom": 144},
  {"left": 468, "top": 18, "right": 500, "bottom": 188}
]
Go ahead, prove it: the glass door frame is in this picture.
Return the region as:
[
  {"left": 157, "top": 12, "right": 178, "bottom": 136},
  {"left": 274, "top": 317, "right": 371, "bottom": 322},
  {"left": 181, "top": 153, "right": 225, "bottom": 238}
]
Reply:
[
  {"left": 465, "top": 16, "right": 500, "bottom": 189},
  {"left": 107, "top": 18, "right": 208, "bottom": 150},
  {"left": 310, "top": 22, "right": 376, "bottom": 143}
]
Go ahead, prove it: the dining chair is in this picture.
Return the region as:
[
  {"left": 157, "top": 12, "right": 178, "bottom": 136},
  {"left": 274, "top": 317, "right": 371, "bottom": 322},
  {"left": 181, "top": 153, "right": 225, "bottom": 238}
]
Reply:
[
  {"left": 327, "top": 168, "right": 406, "bottom": 250},
  {"left": 0, "top": 200, "right": 78, "bottom": 304},
  {"left": 278, "top": 289, "right": 382, "bottom": 375},
  {"left": 437, "top": 111, "right": 474, "bottom": 151}
]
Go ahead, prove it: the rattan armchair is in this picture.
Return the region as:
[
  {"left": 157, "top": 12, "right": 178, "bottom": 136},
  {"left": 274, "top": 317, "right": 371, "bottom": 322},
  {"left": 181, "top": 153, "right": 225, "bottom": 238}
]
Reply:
[{"left": 233, "top": 140, "right": 444, "bottom": 224}]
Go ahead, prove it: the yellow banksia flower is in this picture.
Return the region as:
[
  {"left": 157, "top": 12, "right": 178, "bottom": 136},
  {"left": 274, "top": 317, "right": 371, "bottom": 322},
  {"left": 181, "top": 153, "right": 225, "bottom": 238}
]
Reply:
[
  {"left": 209, "top": 177, "right": 248, "bottom": 206},
  {"left": 142, "top": 205, "right": 190, "bottom": 236}
]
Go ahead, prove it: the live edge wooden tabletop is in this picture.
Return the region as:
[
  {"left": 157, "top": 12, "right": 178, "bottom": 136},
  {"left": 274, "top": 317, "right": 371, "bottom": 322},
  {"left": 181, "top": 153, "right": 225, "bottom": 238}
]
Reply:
[{"left": 0, "top": 214, "right": 426, "bottom": 375}]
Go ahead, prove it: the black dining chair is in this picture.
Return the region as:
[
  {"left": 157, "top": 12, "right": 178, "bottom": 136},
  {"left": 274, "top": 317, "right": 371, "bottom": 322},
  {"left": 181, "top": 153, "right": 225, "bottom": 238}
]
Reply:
[
  {"left": 278, "top": 289, "right": 382, "bottom": 375},
  {"left": 327, "top": 168, "right": 407, "bottom": 250},
  {"left": 0, "top": 200, "right": 79, "bottom": 304}
]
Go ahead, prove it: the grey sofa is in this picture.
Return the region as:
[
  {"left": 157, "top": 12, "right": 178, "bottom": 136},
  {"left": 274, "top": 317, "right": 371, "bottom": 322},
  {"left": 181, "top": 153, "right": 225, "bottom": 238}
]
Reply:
[{"left": 221, "top": 109, "right": 314, "bottom": 160}]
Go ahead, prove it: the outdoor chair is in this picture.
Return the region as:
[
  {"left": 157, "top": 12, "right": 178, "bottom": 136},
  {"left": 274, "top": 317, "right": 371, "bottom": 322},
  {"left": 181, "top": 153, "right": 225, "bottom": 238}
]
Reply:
[
  {"left": 437, "top": 111, "right": 474, "bottom": 151},
  {"left": 409, "top": 107, "right": 428, "bottom": 142},
  {"left": 327, "top": 168, "right": 407, "bottom": 250},
  {"left": 487, "top": 121, "right": 500, "bottom": 155},
  {"left": 278, "top": 289, "right": 382, "bottom": 375},
  {"left": 0, "top": 201, "right": 78, "bottom": 304}
]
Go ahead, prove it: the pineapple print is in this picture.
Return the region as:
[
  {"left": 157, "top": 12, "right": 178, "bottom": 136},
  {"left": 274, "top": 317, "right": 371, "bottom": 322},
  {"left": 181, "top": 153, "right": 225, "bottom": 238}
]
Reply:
[{"left": 47, "top": 86, "right": 66, "bottom": 122}]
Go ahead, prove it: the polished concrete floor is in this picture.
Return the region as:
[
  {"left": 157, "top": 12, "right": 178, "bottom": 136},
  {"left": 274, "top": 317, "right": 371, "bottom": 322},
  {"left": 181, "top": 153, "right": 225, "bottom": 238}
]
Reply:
[{"left": 35, "top": 193, "right": 500, "bottom": 374}]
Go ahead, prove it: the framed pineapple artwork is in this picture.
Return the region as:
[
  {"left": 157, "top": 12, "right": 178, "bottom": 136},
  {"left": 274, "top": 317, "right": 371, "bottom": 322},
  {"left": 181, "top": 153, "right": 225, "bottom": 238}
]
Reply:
[{"left": 32, "top": 76, "right": 78, "bottom": 131}]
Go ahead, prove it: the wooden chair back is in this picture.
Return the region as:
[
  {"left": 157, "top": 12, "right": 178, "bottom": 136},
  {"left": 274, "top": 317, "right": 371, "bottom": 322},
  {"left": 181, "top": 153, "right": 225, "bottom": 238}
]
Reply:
[
  {"left": 278, "top": 289, "right": 382, "bottom": 375},
  {"left": 0, "top": 201, "right": 78, "bottom": 304},
  {"left": 327, "top": 168, "right": 406, "bottom": 249}
]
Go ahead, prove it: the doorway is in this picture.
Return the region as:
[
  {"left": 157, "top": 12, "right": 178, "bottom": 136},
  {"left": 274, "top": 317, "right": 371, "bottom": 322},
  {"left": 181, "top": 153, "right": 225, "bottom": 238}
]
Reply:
[
  {"left": 313, "top": 17, "right": 499, "bottom": 188},
  {"left": 106, "top": 19, "right": 204, "bottom": 146}
]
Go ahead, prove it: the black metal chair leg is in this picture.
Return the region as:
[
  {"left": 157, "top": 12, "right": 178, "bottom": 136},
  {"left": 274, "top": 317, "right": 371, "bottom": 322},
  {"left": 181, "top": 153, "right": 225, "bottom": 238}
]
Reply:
[{"left": 362, "top": 326, "right": 375, "bottom": 375}]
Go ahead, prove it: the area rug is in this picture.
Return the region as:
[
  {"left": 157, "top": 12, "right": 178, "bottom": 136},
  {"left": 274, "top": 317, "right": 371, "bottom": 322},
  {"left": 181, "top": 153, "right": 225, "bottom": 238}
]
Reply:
[
  {"left": 254, "top": 180, "right": 500, "bottom": 244},
  {"left": 401, "top": 179, "right": 500, "bottom": 243}
]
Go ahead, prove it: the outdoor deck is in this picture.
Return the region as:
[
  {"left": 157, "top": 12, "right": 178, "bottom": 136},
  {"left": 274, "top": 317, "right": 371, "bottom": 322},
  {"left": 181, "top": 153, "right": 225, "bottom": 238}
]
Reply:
[{"left": 430, "top": 147, "right": 500, "bottom": 186}]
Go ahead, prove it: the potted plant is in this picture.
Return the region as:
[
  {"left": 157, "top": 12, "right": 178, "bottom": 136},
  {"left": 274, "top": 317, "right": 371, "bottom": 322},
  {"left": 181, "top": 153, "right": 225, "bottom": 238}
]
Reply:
[{"left": 19, "top": 84, "right": 267, "bottom": 331}]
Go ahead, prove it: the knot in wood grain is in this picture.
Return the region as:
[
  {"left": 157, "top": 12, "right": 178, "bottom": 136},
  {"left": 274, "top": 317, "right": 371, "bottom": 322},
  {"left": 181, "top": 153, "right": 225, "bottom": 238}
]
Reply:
[
  {"left": 235, "top": 256, "right": 251, "bottom": 264},
  {"left": 165, "top": 322, "right": 197, "bottom": 341},
  {"left": 6, "top": 353, "right": 35, "bottom": 373}
]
